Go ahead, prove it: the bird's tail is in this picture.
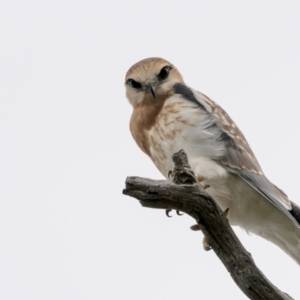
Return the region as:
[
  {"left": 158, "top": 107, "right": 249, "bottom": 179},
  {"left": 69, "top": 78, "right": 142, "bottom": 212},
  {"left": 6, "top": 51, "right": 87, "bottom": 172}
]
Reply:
[
  {"left": 283, "top": 201, "right": 300, "bottom": 264},
  {"left": 265, "top": 204, "right": 300, "bottom": 265},
  {"left": 290, "top": 201, "right": 300, "bottom": 226},
  {"left": 276, "top": 232, "right": 300, "bottom": 265}
]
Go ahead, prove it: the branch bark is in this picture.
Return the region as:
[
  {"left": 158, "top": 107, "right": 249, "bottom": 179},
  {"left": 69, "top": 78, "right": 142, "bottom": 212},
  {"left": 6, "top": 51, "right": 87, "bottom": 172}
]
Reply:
[{"left": 122, "top": 150, "right": 294, "bottom": 300}]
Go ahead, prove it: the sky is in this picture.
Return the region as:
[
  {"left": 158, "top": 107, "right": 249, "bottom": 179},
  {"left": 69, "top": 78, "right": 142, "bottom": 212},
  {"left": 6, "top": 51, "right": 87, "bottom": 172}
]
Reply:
[{"left": 0, "top": 0, "right": 300, "bottom": 299}]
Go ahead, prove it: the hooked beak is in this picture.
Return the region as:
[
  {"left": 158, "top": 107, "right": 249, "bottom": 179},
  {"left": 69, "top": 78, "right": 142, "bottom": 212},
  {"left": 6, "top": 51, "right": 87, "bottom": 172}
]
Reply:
[{"left": 148, "top": 84, "right": 157, "bottom": 98}]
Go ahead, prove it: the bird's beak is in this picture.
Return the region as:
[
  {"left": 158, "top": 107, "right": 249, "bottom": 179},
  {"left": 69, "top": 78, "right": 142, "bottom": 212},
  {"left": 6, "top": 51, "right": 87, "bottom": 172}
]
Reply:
[{"left": 148, "top": 84, "right": 157, "bottom": 98}]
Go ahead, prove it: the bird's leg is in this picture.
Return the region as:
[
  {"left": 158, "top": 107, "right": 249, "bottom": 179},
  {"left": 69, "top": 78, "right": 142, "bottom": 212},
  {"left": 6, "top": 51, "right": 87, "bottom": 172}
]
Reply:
[
  {"left": 189, "top": 177, "right": 215, "bottom": 247},
  {"left": 166, "top": 171, "right": 174, "bottom": 216},
  {"left": 190, "top": 224, "right": 212, "bottom": 251},
  {"left": 202, "top": 236, "right": 212, "bottom": 251},
  {"left": 166, "top": 170, "right": 183, "bottom": 216},
  {"left": 166, "top": 172, "right": 210, "bottom": 217}
]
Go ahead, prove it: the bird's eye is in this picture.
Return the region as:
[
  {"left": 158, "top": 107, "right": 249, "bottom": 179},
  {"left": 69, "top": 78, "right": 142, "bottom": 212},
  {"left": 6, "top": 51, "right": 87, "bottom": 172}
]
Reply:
[
  {"left": 158, "top": 66, "right": 172, "bottom": 80},
  {"left": 126, "top": 79, "right": 142, "bottom": 89}
]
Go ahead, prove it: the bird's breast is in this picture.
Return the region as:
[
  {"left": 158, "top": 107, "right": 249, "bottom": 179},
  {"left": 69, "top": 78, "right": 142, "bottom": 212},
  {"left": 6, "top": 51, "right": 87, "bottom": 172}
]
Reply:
[{"left": 132, "top": 96, "right": 227, "bottom": 179}]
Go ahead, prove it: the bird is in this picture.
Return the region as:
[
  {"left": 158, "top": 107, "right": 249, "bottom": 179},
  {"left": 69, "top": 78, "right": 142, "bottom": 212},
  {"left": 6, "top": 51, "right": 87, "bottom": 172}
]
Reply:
[{"left": 124, "top": 57, "right": 300, "bottom": 264}]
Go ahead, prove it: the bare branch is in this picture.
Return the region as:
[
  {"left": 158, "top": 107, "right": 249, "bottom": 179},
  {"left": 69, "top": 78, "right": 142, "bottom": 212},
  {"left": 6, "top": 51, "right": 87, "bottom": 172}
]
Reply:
[{"left": 123, "top": 150, "right": 294, "bottom": 300}]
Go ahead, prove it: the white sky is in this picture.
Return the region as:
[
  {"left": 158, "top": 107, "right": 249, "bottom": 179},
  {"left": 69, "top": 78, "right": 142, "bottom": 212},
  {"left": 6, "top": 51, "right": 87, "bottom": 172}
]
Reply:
[{"left": 1, "top": 1, "right": 300, "bottom": 299}]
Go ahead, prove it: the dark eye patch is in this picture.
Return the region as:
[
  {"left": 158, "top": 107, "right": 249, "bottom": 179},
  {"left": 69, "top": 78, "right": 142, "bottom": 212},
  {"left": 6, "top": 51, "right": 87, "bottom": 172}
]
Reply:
[
  {"left": 158, "top": 66, "right": 172, "bottom": 80},
  {"left": 126, "top": 79, "right": 142, "bottom": 89}
]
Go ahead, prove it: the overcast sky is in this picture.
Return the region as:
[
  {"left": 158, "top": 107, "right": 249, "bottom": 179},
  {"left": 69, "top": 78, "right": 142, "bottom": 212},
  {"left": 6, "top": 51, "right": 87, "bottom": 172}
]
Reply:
[{"left": 1, "top": 1, "right": 300, "bottom": 299}]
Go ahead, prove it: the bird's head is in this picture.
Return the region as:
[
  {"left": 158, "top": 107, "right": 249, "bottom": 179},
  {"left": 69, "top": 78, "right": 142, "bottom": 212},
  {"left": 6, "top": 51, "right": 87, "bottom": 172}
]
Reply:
[{"left": 125, "top": 57, "right": 184, "bottom": 107}]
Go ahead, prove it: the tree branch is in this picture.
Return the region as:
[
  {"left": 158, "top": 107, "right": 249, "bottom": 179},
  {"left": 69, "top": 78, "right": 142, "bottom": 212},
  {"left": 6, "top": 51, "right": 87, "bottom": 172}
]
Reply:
[{"left": 122, "top": 150, "right": 294, "bottom": 300}]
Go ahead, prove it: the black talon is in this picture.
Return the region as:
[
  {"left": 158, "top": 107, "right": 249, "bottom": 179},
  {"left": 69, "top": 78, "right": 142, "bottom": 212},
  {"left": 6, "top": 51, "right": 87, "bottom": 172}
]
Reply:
[
  {"left": 176, "top": 210, "right": 183, "bottom": 216},
  {"left": 203, "top": 244, "right": 212, "bottom": 251},
  {"left": 190, "top": 224, "right": 201, "bottom": 231},
  {"left": 166, "top": 208, "right": 172, "bottom": 217},
  {"left": 222, "top": 208, "right": 229, "bottom": 217}
]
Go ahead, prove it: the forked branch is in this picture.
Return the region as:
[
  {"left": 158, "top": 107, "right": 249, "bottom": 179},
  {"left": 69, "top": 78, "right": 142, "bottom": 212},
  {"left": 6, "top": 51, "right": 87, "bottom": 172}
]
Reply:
[{"left": 123, "top": 150, "right": 294, "bottom": 300}]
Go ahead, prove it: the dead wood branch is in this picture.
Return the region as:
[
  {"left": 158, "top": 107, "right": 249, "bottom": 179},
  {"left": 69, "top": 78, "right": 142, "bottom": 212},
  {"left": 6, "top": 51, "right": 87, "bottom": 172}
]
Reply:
[{"left": 123, "top": 150, "right": 294, "bottom": 300}]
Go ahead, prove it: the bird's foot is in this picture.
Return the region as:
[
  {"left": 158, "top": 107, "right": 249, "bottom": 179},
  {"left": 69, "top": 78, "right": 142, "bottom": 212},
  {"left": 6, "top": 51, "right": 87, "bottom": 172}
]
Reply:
[
  {"left": 168, "top": 170, "right": 174, "bottom": 180},
  {"left": 190, "top": 224, "right": 201, "bottom": 231},
  {"left": 190, "top": 224, "right": 212, "bottom": 251},
  {"left": 196, "top": 176, "right": 210, "bottom": 189},
  {"left": 202, "top": 236, "right": 212, "bottom": 251},
  {"left": 196, "top": 175, "right": 204, "bottom": 183},
  {"left": 165, "top": 209, "right": 183, "bottom": 217}
]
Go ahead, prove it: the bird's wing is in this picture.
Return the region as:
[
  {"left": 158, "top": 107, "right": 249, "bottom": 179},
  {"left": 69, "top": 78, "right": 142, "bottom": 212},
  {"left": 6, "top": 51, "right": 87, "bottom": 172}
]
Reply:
[{"left": 174, "top": 83, "right": 299, "bottom": 225}]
